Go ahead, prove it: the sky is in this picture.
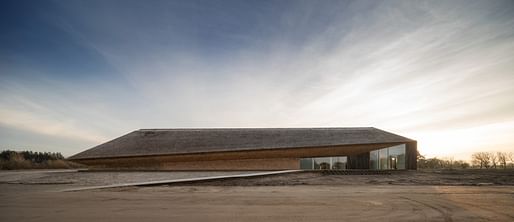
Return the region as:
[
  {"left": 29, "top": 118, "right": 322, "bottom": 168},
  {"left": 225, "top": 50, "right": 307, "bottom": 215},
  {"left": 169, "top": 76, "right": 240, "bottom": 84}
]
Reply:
[{"left": 1, "top": 0, "right": 514, "bottom": 160}]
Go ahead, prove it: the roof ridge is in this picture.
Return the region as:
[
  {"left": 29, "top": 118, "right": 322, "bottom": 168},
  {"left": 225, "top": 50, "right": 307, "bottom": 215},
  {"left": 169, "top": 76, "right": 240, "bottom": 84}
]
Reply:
[{"left": 138, "top": 127, "right": 375, "bottom": 131}]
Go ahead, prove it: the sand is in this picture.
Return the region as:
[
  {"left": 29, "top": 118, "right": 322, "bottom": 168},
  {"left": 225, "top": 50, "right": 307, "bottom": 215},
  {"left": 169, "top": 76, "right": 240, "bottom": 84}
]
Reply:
[{"left": 1, "top": 169, "right": 513, "bottom": 221}]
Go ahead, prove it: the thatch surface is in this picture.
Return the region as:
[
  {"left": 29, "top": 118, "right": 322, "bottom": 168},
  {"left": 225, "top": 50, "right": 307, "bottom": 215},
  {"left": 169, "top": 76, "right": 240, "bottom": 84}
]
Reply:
[{"left": 69, "top": 128, "right": 414, "bottom": 160}]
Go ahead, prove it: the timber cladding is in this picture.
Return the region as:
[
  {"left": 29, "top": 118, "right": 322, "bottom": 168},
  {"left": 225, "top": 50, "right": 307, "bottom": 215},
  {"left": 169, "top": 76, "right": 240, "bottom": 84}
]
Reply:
[
  {"left": 86, "top": 158, "right": 300, "bottom": 171},
  {"left": 73, "top": 142, "right": 414, "bottom": 170}
]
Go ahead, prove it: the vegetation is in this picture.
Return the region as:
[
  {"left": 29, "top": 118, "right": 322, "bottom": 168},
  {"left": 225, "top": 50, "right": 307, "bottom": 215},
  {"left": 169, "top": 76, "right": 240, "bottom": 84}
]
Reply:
[
  {"left": 0, "top": 150, "right": 83, "bottom": 170},
  {"left": 417, "top": 153, "right": 470, "bottom": 169},
  {"left": 417, "top": 151, "right": 514, "bottom": 169},
  {"left": 471, "top": 152, "right": 513, "bottom": 169}
]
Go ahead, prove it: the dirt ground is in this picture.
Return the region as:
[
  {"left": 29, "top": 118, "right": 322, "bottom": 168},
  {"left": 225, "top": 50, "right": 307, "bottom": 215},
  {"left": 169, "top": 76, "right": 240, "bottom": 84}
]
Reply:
[
  {"left": 0, "top": 169, "right": 265, "bottom": 187},
  {"left": 0, "top": 169, "right": 513, "bottom": 222},
  {"left": 185, "top": 169, "right": 514, "bottom": 186}
]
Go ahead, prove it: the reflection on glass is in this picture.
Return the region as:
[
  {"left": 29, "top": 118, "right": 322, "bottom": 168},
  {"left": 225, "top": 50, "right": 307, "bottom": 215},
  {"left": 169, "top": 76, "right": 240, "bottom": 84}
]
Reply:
[
  {"left": 379, "top": 148, "right": 389, "bottom": 170},
  {"left": 370, "top": 144, "right": 407, "bottom": 170},
  {"left": 300, "top": 158, "right": 313, "bottom": 169},
  {"left": 300, "top": 144, "right": 407, "bottom": 171},
  {"left": 370, "top": 150, "right": 379, "bottom": 170},
  {"left": 388, "top": 144, "right": 406, "bottom": 169},
  {"left": 300, "top": 156, "right": 349, "bottom": 170},
  {"left": 314, "top": 157, "right": 331, "bottom": 170},
  {"left": 332, "top": 156, "right": 347, "bottom": 169}
]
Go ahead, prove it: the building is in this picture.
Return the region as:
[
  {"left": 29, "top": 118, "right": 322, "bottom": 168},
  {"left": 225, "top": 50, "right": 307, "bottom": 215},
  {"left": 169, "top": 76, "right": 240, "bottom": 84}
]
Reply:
[{"left": 68, "top": 128, "right": 417, "bottom": 170}]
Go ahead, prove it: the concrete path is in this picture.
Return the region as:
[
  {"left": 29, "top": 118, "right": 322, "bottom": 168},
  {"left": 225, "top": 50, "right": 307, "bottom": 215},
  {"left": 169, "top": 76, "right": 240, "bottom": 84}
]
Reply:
[{"left": 62, "top": 170, "right": 301, "bottom": 192}]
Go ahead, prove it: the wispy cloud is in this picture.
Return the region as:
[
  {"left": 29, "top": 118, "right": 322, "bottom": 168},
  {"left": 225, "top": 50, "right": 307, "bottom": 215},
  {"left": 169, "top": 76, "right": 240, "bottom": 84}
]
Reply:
[{"left": 1, "top": 0, "right": 513, "bottom": 158}]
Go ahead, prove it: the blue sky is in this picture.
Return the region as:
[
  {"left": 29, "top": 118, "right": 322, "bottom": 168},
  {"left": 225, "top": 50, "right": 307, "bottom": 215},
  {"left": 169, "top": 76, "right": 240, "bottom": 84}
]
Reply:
[{"left": 1, "top": 0, "right": 514, "bottom": 159}]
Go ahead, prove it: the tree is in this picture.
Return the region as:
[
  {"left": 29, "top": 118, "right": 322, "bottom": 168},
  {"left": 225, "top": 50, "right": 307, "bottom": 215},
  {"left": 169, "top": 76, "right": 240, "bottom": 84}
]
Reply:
[
  {"left": 417, "top": 151, "right": 427, "bottom": 169},
  {"left": 490, "top": 152, "right": 498, "bottom": 169},
  {"left": 471, "top": 152, "right": 491, "bottom": 169},
  {"left": 417, "top": 153, "right": 472, "bottom": 169},
  {"left": 497, "top": 152, "right": 508, "bottom": 169},
  {"left": 454, "top": 160, "right": 470, "bottom": 169},
  {"left": 424, "top": 157, "right": 444, "bottom": 169},
  {"left": 445, "top": 157, "right": 455, "bottom": 169},
  {"left": 505, "top": 152, "right": 514, "bottom": 167},
  {"left": 1, "top": 150, "right": 67, "bottom": 169}
]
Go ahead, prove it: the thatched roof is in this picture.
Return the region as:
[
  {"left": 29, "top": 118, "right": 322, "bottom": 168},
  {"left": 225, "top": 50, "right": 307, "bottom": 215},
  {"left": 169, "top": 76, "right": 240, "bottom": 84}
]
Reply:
[{"left": 68, "top": 127, "right": 414, "bottom": 160}]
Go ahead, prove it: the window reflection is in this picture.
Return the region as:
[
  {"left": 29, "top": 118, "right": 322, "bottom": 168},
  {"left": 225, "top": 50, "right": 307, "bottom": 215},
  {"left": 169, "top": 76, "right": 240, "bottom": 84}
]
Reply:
[
  {"left": 300, "top": 158, "right": 313, "bottom": 169},
  {"left": 379, "top": 148, "right": 389, "bottom": 169},
  {"left": 332, "top": 156, "right": 347, "bottom": 170},
  {"left": 370, "top": 150, "right": 379, "bottom": 170},
  {"left": 370, "top": 144, "right": 406, "bottom": 170},
  {"left": 299, "top": 156, "right": 347, "bottom": 170},
  {"left": 388, "top": 145, "right": 406, "bottom": 169},
  {"left": 314, "top": 157, "right": 331, "bottom": 170},
  {"left": 299, "top": 144, "right": 406, "bottom": 170}
]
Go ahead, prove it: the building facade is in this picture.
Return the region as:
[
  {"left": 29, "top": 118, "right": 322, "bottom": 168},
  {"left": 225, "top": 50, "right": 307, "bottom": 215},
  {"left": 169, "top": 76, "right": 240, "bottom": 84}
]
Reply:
[{"left": 69, "top": 128, "right": 417, "bottom": 170}]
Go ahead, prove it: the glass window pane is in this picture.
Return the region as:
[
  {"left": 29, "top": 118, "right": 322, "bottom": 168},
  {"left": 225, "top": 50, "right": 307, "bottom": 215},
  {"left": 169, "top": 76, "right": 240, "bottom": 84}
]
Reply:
[
  {"left": 314, "top": 157, "right": 331, "bottom": 170},
  {"left": 300, "top": 158, "right": 313, "bottom": 169},
  {"left": 388, "top": 144, "right": 406, "bottom": 170},
  {"left": 370, "top": 150, "right": 379, "bottom": 170},
  {"left": 332, "top": 156, "right": 347, "bottom": 170},
  {"left": 379, "top": 148, "right": 389, "bottom": 170}
]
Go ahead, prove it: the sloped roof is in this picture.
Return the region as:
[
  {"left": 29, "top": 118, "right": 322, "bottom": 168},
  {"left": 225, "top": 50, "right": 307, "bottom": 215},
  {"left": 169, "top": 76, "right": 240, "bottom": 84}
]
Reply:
[{"left": 68, "top": 127, "right": 414, "bottom": 160}]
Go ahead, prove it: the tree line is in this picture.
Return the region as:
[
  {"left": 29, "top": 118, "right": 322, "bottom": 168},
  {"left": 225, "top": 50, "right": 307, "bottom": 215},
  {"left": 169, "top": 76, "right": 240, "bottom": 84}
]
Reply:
[
  {"left": 417, "top": 151, "right": 514, "bottom": 169},
  {"left": 1, "top": 150, "right": 64, "bottom": 162},
  {"left": 0, "top": 150, "right": 81, "bottom": 170},
  {"left": 471, "top": 152, "right": 513, "bottom": 169}
]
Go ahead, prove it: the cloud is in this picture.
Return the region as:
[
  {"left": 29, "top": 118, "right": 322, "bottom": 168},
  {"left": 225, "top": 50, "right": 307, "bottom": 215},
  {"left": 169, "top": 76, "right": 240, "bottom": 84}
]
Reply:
[
  {"left": 1, "top": 0, "right": 513, "bottom": 158},
  {"left": 0, "top": 108, "right": 106, "bottom": 143}
]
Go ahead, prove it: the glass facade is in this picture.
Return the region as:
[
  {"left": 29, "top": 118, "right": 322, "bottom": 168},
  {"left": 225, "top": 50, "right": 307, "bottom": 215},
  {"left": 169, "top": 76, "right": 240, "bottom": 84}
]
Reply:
[
  {"left": 370, "top": 150, "right": 379, "bottom": 170},
  {"left": 299, "top": 144, "right": 406, "bottom": 170},
  {"left": 370, "top": 144, "right": 406, "bottom": 170},
  {"left": 379, "top": 148, "right": 389, "bottom": 169},
  {"left": 299, "top": 158, "right": 313, "bottom": 169},
  {"left": 388, "top": 145, "right": 406, "bottom": 170},
  {"left": 300, "top": 156, "right": 348, "bottom": 170},
  {"left": 314, "top": 157, "right": 331, "bottom": 170},
  {"left": 332, "top": 156, "right": 347, "bottom": 170}
]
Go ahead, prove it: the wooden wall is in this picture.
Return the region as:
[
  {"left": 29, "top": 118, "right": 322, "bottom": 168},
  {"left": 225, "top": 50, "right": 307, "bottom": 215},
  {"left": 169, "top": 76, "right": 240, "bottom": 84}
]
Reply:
[
  {"left": 73, "top": 142, "right": 417, "bottom": 170},
  {"left": 406, "top": 141, "right": 418, "bottom": 170}
]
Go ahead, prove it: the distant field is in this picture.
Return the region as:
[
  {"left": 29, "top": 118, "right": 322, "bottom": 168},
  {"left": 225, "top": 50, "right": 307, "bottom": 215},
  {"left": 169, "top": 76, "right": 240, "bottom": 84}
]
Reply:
[{"left": 0, "top": 169, "right": 513, "bottom": 222}]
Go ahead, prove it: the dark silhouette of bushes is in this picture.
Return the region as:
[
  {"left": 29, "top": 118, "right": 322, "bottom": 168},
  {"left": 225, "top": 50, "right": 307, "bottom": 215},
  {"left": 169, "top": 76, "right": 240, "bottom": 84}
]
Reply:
[
  {"left": 417, "top": 151, "right": 513, "bottom": 169},
  {"left": 0, "top": 150, "right": 83, "bottom": 170}
]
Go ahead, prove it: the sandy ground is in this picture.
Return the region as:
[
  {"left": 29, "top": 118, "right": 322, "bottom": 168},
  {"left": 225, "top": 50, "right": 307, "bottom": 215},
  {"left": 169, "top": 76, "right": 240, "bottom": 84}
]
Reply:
[
  {"left": 187, "top": 169, "right": 514, "bottom": 186},
  {"left": 0, "top": 169, "right": 513, "bottom": 221},
  {"left": 0, "top": 169, "right": 267, "bottom": 188}
]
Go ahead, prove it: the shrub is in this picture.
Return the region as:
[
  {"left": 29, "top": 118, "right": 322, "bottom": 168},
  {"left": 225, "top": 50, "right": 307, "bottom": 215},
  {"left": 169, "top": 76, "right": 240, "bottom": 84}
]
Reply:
[{"left": 0, "top": 150, "right": 83, "bottom": 170}]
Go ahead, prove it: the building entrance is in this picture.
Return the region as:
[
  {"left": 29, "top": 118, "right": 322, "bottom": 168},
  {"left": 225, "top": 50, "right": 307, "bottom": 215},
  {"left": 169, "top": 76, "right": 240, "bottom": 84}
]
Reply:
[{"left": 390, "top": 156, "right": 397, "bottom": 170}]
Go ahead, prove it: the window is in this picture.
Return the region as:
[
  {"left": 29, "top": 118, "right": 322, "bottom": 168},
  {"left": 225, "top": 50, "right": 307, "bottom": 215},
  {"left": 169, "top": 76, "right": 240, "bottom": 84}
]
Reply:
[
  {"left": 332, "top": 156, "right": 347, "bottom": 169},
  {"left": 370, "top": 150, "right": 379, "bottom": 170},
  {"left": 300, "top": 158, "right": 313, "bottom": 169},
  {"left": 300, "top": 156, "right": 348, "bottom": 170},
  {"left": 370, "top": 144, "right": 407, "bottom": 170},
  {"left": 314, "top": 157, "right": 331, "bottom": 170},
  {"left": 379, "top": 148, "right": 389, "bottom": 170},
  {"left": 388, "top": 144, "right": 406, "bottom": 170}
]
